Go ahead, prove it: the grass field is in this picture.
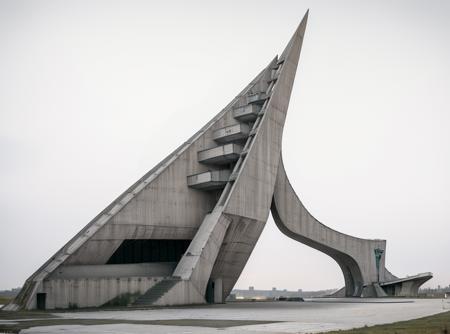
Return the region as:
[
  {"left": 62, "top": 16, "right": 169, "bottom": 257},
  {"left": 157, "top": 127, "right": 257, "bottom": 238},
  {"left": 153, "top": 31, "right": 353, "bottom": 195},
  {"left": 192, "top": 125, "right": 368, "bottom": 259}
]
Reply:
[{"left": 0, "top": 297, "right": 12, "bottom": 306}]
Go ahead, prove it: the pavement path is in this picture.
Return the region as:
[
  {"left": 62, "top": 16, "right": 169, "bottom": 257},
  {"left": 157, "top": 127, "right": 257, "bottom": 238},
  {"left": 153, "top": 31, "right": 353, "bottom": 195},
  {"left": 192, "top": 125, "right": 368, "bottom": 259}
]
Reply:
[{"left": 19, "top": 298, "right": 448, "bottom": 334}]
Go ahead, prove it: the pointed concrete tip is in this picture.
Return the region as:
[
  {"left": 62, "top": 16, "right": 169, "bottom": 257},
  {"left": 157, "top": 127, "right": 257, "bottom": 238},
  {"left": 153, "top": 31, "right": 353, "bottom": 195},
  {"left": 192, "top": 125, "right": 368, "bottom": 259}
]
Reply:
[
  {"left": 299, "top": 9, "right": 309, "bottom": 30},
  {"left": 279, "top": 10, "right": 309, "bottom": 61}
]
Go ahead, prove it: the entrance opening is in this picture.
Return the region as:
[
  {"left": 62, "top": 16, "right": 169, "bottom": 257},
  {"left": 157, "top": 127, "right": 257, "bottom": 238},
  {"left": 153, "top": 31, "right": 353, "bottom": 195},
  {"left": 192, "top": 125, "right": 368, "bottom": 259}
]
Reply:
[
  {"left": 206, "top": 279, "right": 215, "bottom": 303},
  {"left": 383, "top": 284, "right": 396, "bottom": 296},
  {"left": 107, "top": 239, "right": 191, "bottom": 264},
  {"left": 36, "top": 293, "right": 46, "bottom": 310}
]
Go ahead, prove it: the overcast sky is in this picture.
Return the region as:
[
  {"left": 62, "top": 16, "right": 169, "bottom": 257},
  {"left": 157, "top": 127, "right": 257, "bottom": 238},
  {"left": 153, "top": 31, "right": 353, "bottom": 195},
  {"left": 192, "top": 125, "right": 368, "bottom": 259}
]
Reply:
[{"left": 1, "top": 0, "right": 449, "bottom": 291}]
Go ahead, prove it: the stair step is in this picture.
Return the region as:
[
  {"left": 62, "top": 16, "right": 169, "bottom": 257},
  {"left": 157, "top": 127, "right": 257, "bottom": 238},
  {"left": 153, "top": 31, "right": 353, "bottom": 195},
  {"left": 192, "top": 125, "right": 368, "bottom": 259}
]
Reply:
[{"left": 133, "top": 279, "right": 180, "bottom": 306}]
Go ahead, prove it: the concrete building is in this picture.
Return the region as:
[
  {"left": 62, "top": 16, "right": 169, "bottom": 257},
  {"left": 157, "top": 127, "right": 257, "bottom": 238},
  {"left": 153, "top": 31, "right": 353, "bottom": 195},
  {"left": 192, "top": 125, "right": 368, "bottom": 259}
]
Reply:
[{"left": 5, "top": 11, "right": 431, "bottom": 311}]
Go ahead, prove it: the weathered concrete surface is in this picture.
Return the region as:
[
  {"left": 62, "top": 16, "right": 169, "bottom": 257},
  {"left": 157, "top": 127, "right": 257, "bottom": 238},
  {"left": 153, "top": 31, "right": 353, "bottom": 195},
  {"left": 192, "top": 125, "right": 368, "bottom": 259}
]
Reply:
[
  {"left": 213, "top": 123, "right": 250, "bottom": 143},
  {"left": 48, "top": 263, "right": 176, "bottom": 279},
  {"left": 271, "top": 157, "right": 432, "bottom": 297},
  {"left": 380, "top": 272, "right": 433, "bottom": 297},
  {"left": 5, "top": 45, "right": 270, "bottom": 310},
  {"left": 172, "top": 210, "right": 231, "bottom": 301},
  {"left": 272, "top": 158, "right": 386, "bottom": 296},
  {"left": 187, "top": 170, "right": 231, "bottom": 190},
  {"left": 210, "top": 12, "right": 309, "bottom": 300},
  {"left": 42, "top": 277, "right": 163, "bottom": 309}
]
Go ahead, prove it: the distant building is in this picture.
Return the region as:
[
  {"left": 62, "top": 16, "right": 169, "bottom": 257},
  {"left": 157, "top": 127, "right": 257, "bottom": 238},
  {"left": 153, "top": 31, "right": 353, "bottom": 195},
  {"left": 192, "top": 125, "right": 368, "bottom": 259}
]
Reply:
[
  {"left": 229, "top": 287, "right": 339, "bottom": 300},
  {"left": 0, "top": 288, "right": 21, "bottom": 298},
  {"left": 230, "top": 287, "right": 302, "bottom": 300}
]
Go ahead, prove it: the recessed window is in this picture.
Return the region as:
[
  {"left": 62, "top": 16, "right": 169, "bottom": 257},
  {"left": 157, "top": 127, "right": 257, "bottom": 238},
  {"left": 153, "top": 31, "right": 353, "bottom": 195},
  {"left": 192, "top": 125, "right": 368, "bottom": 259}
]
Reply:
[{"left": 107, "top": 239, "right": 191, "bottom": 264}]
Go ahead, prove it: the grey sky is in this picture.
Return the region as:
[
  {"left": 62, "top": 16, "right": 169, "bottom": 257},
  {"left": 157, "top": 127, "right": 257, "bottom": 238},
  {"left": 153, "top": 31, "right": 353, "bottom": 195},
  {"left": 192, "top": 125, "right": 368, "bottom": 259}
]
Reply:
[{"left": 1, "top": 0, "right": 449, "bottom": 291}]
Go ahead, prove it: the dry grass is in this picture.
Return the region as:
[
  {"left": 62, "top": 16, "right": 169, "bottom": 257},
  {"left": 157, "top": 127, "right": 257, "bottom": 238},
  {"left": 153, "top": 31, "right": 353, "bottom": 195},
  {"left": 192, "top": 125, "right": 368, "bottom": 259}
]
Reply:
[
  {"left": 324, "top": 311, "right": 450, "bottom": 334},
  {"left": 0, "top": 297, "right": 12, "bottom": 305}
]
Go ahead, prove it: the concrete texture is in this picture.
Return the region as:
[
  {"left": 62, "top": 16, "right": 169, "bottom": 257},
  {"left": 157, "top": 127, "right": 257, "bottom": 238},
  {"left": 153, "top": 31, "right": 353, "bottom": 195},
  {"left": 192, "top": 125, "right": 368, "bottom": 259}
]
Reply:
[
  {"left": 213, "top": 123, "right": 250, "bottom": 143},
  {"left": 48, "top": 263, "right": 176, "bottom": 279},
  {"left": 271, "top": 159, "right": 432, "bottom": 297},
  {"left": 5, "top": 11, "right": 431, "bottom": 311},
  {"left": 42, "top": 277, "right": 163, "bottom": 309},
  {"left": 187, "top": 170, "right": 231, "bottom": 190},
  {"left": 273, "top": 159, "right": 397, "bottom": 296}
]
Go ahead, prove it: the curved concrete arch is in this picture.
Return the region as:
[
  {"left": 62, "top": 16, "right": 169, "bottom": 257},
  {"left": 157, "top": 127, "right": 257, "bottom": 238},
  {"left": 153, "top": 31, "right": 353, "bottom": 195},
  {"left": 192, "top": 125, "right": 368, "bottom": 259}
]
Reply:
[{"left": 271, "top": 157, "right": 387, "bottom": 297}]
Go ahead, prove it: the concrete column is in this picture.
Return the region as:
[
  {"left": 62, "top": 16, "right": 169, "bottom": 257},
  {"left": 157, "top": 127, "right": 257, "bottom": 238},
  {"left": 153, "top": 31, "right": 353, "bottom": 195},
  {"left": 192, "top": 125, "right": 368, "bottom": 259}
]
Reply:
[{"left": 214, "top": 278, "right": 223, "bottom": 303}]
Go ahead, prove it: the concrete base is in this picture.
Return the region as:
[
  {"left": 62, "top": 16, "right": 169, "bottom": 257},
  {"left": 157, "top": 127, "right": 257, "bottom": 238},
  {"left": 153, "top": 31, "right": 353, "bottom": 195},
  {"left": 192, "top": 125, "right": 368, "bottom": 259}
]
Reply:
[
  {"left": 380, "top": 273, "right": 433, "bottom": 297},
  {"left": 152, "top": 280, "right": 206, "bottom": 306},
  {"left": 42, "top": 277, "right": 163, "bottom": 309}
]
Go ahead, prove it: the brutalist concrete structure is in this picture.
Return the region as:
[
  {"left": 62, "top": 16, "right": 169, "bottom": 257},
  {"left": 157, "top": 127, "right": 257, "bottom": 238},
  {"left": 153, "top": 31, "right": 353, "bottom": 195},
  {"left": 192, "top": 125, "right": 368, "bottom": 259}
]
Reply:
[{"left": 5, "top": 12, "right": 432, "bottom": 311}]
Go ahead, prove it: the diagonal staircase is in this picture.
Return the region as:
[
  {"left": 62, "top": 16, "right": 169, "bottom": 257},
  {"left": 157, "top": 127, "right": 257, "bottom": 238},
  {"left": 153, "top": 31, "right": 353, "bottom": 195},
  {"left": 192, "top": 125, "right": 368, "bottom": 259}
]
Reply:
[{"left": 133, "top": 278, "right": 180, "bottom": 306}]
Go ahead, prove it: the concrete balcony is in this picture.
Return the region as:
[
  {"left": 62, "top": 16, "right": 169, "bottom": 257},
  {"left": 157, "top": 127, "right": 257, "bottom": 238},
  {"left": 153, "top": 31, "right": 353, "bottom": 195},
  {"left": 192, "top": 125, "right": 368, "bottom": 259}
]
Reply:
[
  {"left": 187, "top": 170, "right": 231, "bottom": 190},
  {"left": 213, "top": 123, "right": 250, "bottom": 143},
  {"left": 233, "top": 104, "right": 261, "bottom": 122},
  {"left": 246, "top": 92, "right": 268, "bottom": 105},
  {"left": 198, "top": 144, "right": 242, "bottom": 165}
]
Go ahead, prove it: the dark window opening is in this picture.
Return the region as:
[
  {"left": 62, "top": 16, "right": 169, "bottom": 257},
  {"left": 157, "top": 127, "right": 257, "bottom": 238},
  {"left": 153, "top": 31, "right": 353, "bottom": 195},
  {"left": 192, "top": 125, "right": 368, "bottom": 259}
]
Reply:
[{"left": 107, "top": 239, "right": 191, "bottom": 264}]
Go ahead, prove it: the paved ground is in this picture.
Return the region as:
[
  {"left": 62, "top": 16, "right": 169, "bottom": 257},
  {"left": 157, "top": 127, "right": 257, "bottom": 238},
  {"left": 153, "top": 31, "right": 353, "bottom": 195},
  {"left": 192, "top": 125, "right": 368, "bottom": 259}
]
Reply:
[{"left": 10, "top": 298, "right": 449, "bottom": 333}]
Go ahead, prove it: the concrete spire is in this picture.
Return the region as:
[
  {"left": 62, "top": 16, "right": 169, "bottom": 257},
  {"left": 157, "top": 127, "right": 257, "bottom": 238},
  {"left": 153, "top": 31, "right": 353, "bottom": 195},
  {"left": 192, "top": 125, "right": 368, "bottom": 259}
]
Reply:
[{"left": 279, "top": 10, "right": 309, "bottom": 63}]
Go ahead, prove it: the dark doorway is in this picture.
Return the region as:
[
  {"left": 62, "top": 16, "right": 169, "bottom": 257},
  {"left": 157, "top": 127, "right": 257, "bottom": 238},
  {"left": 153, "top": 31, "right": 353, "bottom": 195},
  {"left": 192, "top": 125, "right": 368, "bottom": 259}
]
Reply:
[
  {"left": 36, "top": 293, "right": 46, "bottom": 310},
  {"left": 205, "top": 279, "right": 215, "bottom": 303},
  {"left": 383, "top": 285, "right": 395, "bottom": 296},
  {"left": 107, "top": 239, "right": 191, "bottom": 264}
]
